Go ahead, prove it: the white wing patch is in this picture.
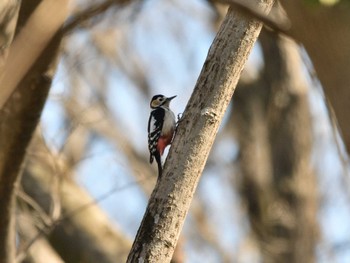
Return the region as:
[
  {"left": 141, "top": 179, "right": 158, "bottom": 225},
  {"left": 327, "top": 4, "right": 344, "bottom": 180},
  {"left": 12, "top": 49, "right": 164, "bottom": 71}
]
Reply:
[{"left": 150, "top": 115, "right": 157, "bottom": 132}]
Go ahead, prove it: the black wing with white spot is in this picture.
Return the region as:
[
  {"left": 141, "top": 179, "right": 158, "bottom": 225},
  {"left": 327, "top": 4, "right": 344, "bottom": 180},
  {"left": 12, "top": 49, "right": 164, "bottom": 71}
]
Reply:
[{"left": 148, "top": 107, "right": 165, "bottom": 163}]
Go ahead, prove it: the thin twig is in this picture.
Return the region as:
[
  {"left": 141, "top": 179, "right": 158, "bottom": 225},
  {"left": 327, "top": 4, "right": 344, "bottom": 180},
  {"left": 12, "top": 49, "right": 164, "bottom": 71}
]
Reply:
[
  {"left": 62, "top": 0, "right": 137, "bottom": 34},
  {"left": 17, "top": 190, "right": 53, "bottom": 227}
]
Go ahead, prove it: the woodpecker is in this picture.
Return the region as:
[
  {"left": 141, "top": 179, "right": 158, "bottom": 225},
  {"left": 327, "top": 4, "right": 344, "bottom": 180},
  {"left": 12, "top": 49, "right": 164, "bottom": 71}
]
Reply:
[{"left": 148, "top": 94, "right": 176, "bottom": 178}]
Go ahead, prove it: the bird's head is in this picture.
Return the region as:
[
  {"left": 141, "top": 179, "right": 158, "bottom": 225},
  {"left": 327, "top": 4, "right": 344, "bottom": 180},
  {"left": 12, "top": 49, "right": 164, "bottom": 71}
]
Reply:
[{"left": 150, "top": 94, "right": 176, "bottom": 109}]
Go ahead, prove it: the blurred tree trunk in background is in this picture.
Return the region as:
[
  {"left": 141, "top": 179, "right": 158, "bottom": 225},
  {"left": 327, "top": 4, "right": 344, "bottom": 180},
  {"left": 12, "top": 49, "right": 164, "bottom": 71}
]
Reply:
[
  {"left": 0, "top": 0, "right": 68, "bottom": 261},
  {"left": 281, "top": 0, "right": 350, "bottom": 153},
  {"left": 231, "top": 31, "right": 318, "bottom": 263},
  {"left": 19, "top": 135, "right": 131, "bottom": 263},
  {"left": 0, "top": 1, "right": 139, "bottom": 262}
]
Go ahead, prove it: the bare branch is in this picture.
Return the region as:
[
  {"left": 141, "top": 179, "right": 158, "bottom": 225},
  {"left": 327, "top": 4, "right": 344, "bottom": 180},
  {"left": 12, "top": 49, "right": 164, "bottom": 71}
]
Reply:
[
  {"left": 17, "top": 210, "right": 64, "bottom": 263},
  {"left": 62, "top": 0, "right": 141, "bottom": 34}
]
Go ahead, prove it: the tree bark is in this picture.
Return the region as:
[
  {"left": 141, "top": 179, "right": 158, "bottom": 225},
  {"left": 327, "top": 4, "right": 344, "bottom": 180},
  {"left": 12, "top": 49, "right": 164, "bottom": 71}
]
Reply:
[{"left": 126, "top": 1, "right": 275, "bottom": 262}]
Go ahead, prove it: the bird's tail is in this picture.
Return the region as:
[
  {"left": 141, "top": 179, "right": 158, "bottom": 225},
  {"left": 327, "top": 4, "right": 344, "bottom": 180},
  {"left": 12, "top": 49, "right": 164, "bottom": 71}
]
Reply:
[{"left": 154, "top": 152, "right": 163, "bottom": 179}]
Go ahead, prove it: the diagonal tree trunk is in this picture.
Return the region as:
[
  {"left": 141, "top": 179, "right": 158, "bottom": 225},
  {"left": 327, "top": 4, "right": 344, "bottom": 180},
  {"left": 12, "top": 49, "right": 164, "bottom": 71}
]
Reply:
[{"left": 127, "top": 1, "right": 275, "bottom": 262}]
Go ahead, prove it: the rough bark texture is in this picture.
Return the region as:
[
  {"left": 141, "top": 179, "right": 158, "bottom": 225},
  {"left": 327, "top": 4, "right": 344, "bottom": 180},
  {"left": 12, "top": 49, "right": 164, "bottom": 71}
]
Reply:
[
  {"left": 281, "top": 0, "right": 350, "bottom": 152},
  {"left": 126, "top": 1, "right": 275, "bottom": 262},
  {"left": 0, "top": 1, "right": 69, "bottom": 261},
  {"left": 233, "top": 32, "right": 318, "bottom": 263},
  {"left": 21, "top": 138, "right": 131, "bottom": 263}
]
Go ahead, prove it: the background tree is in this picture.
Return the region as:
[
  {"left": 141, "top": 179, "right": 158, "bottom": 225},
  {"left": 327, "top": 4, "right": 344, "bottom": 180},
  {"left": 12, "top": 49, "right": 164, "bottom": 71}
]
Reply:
[{"left": 232, "top": 32, "right": 318, "bottom": 263}]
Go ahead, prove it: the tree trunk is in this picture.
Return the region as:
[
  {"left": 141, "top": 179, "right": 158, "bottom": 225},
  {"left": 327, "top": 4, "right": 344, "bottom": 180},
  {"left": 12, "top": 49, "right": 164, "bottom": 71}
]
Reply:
[
  {"left": 21, "top": 137, "right": 131, "bottom": 263},
  {"left": 0, "top": 1, "right": 69, "bottom": 261},
  {"left": 126, "top": 1, "right": 275, "bottom": 262},
  {"left": 232, "top": 32, "right": 318, "bottom": 263}
]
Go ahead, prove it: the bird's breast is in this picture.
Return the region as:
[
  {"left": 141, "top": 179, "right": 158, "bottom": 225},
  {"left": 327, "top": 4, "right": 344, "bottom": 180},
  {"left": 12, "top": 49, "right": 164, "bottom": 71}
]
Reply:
[{"left": 161, "top": 108, "right": 176, "bottom": 136}]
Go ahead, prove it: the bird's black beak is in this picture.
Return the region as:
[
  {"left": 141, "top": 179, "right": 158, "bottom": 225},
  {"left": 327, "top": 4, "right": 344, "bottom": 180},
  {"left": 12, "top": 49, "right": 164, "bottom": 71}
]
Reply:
[{"left": 167, "top": 95, "right": 177, "bottom": 101}]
